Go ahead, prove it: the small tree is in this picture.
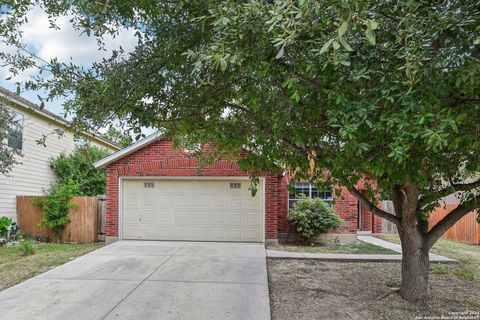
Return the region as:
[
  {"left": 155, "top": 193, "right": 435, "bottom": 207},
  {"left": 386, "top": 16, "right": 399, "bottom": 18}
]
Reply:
[
  {"left": 289, "top": 197, "right": 342, "bottom": 241},
  {"left": 51, "top": 146, "right": 109, "bottom": 196},
  {"left": 32, "top": 181, "right": 79, "bottom": 243}
]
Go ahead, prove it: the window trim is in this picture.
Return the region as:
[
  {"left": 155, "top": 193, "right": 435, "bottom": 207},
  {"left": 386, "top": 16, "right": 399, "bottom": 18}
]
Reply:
[
  {"left": 7, "top": 112, "right": 24, "bottom": 151},
  {"left": 288, "top": 182, "right": 333, "bottom": 211}
]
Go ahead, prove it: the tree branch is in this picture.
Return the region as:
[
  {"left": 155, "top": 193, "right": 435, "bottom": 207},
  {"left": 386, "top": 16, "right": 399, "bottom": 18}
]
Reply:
[
  {"left": 426, "top": 195, "right": 480, "bottom": 249},
  {"left": 419, "top": 178, "right": 480, "bottom": 208},
  {"left": 348, "top": 186, "right": 401, "bottom": 225}
]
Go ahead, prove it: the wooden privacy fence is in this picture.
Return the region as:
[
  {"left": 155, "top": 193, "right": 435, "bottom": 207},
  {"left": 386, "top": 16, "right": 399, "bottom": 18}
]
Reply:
[
  {"left": 429, "top": 205, "right": 479, "bottom": 245},
  {"left": 381, "top": 201, "right": 480, "bottom": 245},
  {"left": 17, "top": 195, "right": 105, "bottom": 243}
]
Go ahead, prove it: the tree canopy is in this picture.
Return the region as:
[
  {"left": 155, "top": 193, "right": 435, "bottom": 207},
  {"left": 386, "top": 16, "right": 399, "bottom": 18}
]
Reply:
[
  {"left": 1, "top": 0, "right": 479, "bottom": 303},
  {"left": 0, "top": 99, "right": 21, "bottom": 175}
]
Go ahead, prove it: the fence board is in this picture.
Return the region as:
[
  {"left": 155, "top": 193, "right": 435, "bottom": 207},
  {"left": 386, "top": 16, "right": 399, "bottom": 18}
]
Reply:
[
  {"left": 16, "top": 196, "right": 98, "bottom": 243},
  {"left": 381, "top": 201, "right": 480, "bottom": 244},
  {"left": 429, "top": 205, "right": 479, "bottom": 245},
  {"left": 381, "top": 201, "right": 398, "bottom": 234}
]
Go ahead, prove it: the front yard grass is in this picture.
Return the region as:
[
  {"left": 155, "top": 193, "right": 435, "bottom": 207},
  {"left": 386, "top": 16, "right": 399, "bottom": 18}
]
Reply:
[
  {"left": 0, "top": 242, "right": 103, "bottom": 291},
  {"left": 274, "top": 241, "right": 398, "bottom": 254},
  {"left": 375, "top": 233, "right": 480, "bottom": 280}
]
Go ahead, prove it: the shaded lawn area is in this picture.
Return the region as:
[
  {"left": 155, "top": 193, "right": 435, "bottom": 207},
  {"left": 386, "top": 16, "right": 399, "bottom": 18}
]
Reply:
[
  {"left": 0, "top": 242, "right": 103, "bottom": 291},
  {"left": 268, "top": 259, "right": 480, "bottom": 320},
  {"left": 273, "top": 241, "right": 397, "bottom": 255},
  {"left": 375, "top": 233, "right": 480, "bottom": 280}
]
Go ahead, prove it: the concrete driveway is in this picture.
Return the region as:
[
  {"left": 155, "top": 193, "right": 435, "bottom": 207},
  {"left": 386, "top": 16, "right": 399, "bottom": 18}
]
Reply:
[{"left": 0, "top": 241, "right": 270, "bottom": 320}]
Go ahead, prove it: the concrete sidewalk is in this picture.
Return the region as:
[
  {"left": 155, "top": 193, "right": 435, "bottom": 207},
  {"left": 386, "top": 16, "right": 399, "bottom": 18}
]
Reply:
[
  {"left": 357, "top": 235, "right": 456, "bottom": 262},
  {"left": 267, "top": 235, "right": 457, "bottom": 263}
]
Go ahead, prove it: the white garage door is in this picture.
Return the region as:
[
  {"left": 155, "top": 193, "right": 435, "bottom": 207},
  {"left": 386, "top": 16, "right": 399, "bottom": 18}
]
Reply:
[{"left": 121, "top": 179, "right": 264, "bottom": 242}]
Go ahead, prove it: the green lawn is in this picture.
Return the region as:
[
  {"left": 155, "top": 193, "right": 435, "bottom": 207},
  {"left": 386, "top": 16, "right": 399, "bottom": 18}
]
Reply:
[
  {"left": 0, "top": 242, "right": 103, "bottom": 291},
  {"left": 275, "top": 241, "right": 398, "bottom": 254},
  {"left": 375, "top": 233, "right": 480, "bottom": 280}
]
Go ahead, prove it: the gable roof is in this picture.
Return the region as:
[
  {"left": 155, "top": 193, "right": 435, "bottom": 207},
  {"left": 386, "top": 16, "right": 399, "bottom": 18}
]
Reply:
[
  {"left": 94, "top": 132, "right": 162, "bottom": 168},
  {"left": 0, "top": 86, "right": 120, "bottom": 150}
]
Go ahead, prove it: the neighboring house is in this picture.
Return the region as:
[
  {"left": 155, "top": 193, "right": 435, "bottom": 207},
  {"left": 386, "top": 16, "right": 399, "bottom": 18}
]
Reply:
[
  {"left": 94, "top": 133, "right": 381, "bottom": 245},
  {"left": 0, "top": 87, "right": 120, "bottom": 221}
]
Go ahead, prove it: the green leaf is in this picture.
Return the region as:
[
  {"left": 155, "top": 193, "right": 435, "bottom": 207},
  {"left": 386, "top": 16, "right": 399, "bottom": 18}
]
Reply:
[
  {"left": 368, "top": 20, "right": 379, "bottom": 30},
  {"left": 365, "top": 28, "right": 376, "bottom": 45},
  {"left": 332, "top": 41, "right": 340, "bottom": 50},
  {"left": 220, "top": 59, "right": 227, "bottom": 72},
  {"left": 320, "top": 38, "right": 335, "bottom": 54},
  {"left": 276, "top": 45, "right": 285, "bottom": 59},
  {"left": 296, "top": 0, "right": 306, "bottom": 7},
  {"left": 338, "top": 21, "right": 348, "bottom": 37},
  {"left": 338, "top": 37, "right": 353, "bottom": 51}
]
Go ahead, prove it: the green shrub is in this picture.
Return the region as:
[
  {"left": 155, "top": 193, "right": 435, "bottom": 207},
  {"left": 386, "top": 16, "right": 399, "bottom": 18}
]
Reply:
[
  {"left": 0, "top": 216, "right": 13, "bottom": 238},
  {"left": 51, "top": 146, "right": 109, "bottom": 196},
  {"left": 289, "top": 197, "right": 343, "bottom": 241},
  {"left": 20, "top": 240, "right": 35, "bottom": 255},
  {"left": 32, "top": 181, "right": 79, "bottom": 242}
]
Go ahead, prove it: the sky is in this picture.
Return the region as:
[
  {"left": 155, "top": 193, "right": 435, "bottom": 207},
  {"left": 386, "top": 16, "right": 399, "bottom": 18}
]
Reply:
[{"left": 0, "top": 6, "right": 138, "bottom": 119}]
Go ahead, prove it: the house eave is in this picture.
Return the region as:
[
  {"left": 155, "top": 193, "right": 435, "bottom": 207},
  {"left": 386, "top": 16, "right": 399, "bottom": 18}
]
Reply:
[{"left": 94, "top": 132, "right": 163, "bottom": 168}]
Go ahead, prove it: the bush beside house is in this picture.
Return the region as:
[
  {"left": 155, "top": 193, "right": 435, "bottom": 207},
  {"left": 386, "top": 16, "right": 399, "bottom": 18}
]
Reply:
[
  {"left": 289, "top": 197, "right": 343, "bottom": 242},
  {"left": 32, "top": 146, "right": 108, "bottom": 242}
]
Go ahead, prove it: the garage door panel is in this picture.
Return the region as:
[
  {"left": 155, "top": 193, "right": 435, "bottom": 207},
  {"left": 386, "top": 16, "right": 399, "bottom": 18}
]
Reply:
[
  {"left": 175, "top": 211, "right": 194, "bottom": 223},
  {"left": 191, "top": 228, "right": 210, "bottom": 240},
  {"left": 226, "top": 196, "right": 243, "bottom": 209},
  {"left": 244, "top": 230, "right": 261, "bottom": 242},
  {"left": 190, "top": 196, "right": 211, "bottom": 208},
  {"left": 245, "top": 213, "right": 262, "bottom": 225},
  {"left": 122, "top": 179, "right": 263, "bottom": 242},
  {"left": 123, "top": 223, "right": 141, "bottom": 239},
  {"left": 209, "top": 195, "right": 227, "bottom": 208},
  {"left": 142, "top": 227, "right": 175, "bottom": 240},
  {"left": 208, "top": 213, "right": 227, "bottom": 224},
  {"left": 144, "top": 195, "right": 172, "bottom": 207}
]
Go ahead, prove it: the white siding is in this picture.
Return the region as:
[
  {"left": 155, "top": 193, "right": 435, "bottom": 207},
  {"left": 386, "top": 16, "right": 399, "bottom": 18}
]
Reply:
[{"left": 0, "top": 105, "right": 116, "bottom": 221}]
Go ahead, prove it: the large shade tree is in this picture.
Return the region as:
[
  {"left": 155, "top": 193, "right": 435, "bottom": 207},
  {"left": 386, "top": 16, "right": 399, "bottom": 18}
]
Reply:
[{"left": 1, "top": 0, "right": 479, "bottom": 303}]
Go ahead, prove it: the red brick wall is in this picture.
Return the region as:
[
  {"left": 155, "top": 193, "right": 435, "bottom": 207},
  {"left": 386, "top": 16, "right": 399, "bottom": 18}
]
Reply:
[
  {"left": 333, "top": 186, "right": 360, "bottom": 234},
  {"left": 104, "top": 139, "right": 281, "bottom": 240},
  {"left": 276, "top": 179, "right": 381, "bottom": 236},
  {"left": 277, "top": 175, "right": 290, "bottom": 233}
]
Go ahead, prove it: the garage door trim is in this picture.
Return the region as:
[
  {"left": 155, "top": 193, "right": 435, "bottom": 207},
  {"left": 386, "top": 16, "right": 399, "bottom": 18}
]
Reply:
[{"left": 118, "top": 176, "right": 266, "bottom": 242}]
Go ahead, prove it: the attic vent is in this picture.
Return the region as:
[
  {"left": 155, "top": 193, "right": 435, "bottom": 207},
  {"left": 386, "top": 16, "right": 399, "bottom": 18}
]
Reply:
[
  {"left": 230, "top": 182, "right": 241, "bottom": 189},
  {"left": 144, "top": 182, "right": 155, "bottom": 188}
]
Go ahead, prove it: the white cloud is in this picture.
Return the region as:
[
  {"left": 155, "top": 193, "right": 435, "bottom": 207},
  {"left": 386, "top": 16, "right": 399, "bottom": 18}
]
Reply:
[{"left": 0, "top": 6, "right": 138, "bottom": 82}]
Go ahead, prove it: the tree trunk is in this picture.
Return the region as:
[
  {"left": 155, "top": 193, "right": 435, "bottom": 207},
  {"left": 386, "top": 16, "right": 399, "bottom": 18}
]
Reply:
[
  {"left": 394, "top": 183, "right": 430, "bottom": 304},
  {"left": 399, "top": 227, "right": 430, "bottom": 304}
]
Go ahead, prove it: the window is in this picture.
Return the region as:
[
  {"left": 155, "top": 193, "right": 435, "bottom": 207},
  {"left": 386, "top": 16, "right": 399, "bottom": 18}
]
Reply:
[
  {"left": 288, "top": 182, "right": 333, "bottom": 209},
  {"left": 144, "top": 182, "right": 155, "bottom": 188},
  {"left": 230, "top": 182, "right": 241, "bottom": 189},
  {"left": 7, "top": 112, "right": 24, "bottom": 151}
]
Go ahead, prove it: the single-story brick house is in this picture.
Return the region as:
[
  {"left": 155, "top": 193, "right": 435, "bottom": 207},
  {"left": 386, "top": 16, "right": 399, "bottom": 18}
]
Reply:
[{"left": 94, "top": 133, "right": 381, "bottom": 245}]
